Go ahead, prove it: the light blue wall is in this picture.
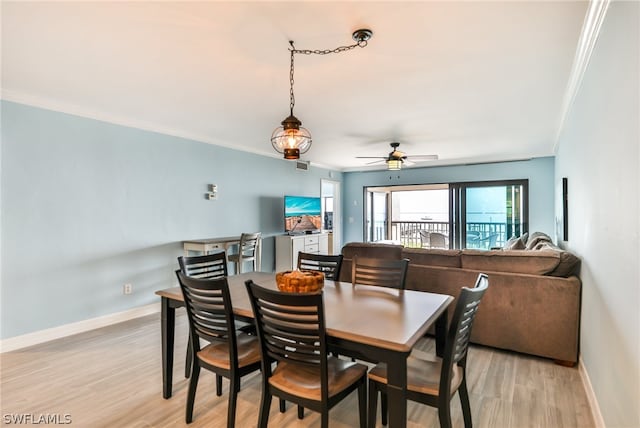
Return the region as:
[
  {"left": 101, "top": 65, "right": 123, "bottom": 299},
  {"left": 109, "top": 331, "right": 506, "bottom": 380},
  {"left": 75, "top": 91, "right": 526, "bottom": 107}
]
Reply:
[
  {"left": 0, "top": 101, "right": 342, "bottom": 339},
  {"left": 555, "top": 2, "right": 639, "bottom": 426},
  {"left": 342, "top": 157, "right": 555, "bottom": 243}
]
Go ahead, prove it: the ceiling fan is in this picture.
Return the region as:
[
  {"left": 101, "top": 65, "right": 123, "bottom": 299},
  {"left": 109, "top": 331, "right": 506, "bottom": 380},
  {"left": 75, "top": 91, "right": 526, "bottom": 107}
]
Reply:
[{"left": 356, "top": 142, "right": 438, "bottom": 170}]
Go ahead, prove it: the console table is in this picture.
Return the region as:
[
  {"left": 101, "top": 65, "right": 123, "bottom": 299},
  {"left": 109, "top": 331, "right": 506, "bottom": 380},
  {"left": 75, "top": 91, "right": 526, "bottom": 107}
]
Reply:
[
  {"left": 182, "top": 236, "right": 241, "bottom": 256},
  {"left": 183, "top": 236, "right": 262, "bottom": 273}
]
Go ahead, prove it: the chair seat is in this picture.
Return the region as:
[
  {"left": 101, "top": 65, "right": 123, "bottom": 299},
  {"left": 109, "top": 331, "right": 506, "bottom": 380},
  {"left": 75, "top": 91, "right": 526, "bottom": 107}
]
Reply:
[
  {"left": 269, "top": 357, "right": 367, "bottom": 401},
  {"left": 368, "top": 350, "right": 463, "bottom": 396},
  {"left": 198, "top": 333, "right": 261, "bottom": 370}
]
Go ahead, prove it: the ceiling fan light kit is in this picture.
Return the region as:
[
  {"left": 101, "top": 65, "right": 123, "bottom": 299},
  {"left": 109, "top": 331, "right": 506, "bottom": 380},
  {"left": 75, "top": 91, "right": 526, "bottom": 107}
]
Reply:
[
  {"left": 356, "top": 141, "right": 438, "bottom": 170},
  {"left": 270, "top": 29, "right": 373, "bottom": 160},
  {"left": 387, "top": 159, "right": 403, "bottom": 170}
]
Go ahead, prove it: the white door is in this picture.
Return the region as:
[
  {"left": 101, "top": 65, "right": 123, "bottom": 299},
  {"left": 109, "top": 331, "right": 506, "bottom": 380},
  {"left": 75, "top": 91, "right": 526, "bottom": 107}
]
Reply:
[{"left": 321, "top": 179, "right": 341, "bottom": 255}]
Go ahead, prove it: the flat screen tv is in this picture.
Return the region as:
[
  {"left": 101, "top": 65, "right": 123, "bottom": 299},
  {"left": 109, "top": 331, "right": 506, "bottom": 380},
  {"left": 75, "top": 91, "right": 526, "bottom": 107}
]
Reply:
[{"left": 284, "top": 195, "right": 322, "bottom": 233}]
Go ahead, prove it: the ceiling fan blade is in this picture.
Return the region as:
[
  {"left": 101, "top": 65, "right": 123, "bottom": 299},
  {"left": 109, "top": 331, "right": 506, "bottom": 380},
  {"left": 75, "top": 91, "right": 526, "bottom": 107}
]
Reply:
[
  {"left": 410, "top": 155, "right": 439, "bottom": 160},
  {"left": 355, "top": 140, "right": 439, "bottom": 166}
]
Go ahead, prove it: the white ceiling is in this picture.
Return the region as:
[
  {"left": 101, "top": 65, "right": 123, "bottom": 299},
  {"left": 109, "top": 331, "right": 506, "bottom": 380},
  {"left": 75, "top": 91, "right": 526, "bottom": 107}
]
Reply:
[{"left": 1, "top": 1, "right": 588, "bottom": 171}]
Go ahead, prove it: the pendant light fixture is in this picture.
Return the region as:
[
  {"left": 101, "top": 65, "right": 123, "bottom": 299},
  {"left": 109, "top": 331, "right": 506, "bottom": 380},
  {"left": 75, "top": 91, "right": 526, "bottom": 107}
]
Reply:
[{"left": 271, "top": 29, "right": 373, "bottom": 160}]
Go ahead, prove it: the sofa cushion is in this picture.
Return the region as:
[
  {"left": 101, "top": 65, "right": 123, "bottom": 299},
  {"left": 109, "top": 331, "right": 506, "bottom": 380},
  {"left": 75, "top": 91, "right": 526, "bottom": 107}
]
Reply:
[
  {"left": 401, "top": 248, "right": 462, "bottom": 268},
  {"left": 526, "top": 232, "right": 553, "bottom": 250},
  {"left": 341, "top": 242, "right": 403, "bottom": 260},
  {"left": 504, "top": 236, "right": 526, "bottom": 250},
  {"left": 533, "top": 243, "right": 581, "bottom": 277},
  {"left": 461, "top": 249, "right": 560, "bottom": 275},
  {"left": 550, "top": 251, "right": 581, "bottom": 277}
]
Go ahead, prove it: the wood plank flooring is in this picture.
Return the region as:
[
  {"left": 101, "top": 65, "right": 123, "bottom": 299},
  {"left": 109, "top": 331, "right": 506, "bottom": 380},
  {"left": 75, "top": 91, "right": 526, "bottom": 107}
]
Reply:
[{"left": 0, "top": 312, "right": 594, "bottom": 427}]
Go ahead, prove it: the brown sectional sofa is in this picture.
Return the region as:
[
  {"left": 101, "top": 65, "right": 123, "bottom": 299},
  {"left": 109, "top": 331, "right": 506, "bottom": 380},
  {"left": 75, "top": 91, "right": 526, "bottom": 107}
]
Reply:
[{"left": 338, "top": 241, "right": 581, "bottom": 364}]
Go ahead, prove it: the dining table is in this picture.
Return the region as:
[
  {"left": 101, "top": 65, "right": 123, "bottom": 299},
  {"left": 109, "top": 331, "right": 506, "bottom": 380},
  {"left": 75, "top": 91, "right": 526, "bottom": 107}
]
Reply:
[{"left": 156, "top": 271, "right": 453, "bottom": 428}]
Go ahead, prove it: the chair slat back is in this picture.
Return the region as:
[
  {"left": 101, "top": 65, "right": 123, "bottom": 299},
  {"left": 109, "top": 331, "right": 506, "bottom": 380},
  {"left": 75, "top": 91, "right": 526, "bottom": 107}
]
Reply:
[
  {"left": 297, "top": 252, "right": 343, "bottom": 281},
  {"left": 178, "top": 252, "right": 228, "bottom": 279},
  {"left": 176, "top": 272, "right": 236, "bottom": 353},
  {"left": 443, "top": 273, "right": 488, "bottom": 372},
  {"left": 474, "top": 272, "right": 488, "bottom": 289},
  {"left": 239, "top": 232, "right": 261, "bottom": 258},
  {"left": 435, "top": 274, "right": 488, "bottom": 400},
  {"left": 245, "top": 280, "right": 327, "bottom": 369},
  {"left": 351, "top": 256, "right": 409, "bottom": 289}
]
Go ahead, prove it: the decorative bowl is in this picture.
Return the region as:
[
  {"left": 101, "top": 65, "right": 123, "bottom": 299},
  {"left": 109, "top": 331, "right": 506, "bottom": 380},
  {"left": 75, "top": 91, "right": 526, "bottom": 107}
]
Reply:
[{"left": 275, "top": 270, "right": 324, "bottom": 293}]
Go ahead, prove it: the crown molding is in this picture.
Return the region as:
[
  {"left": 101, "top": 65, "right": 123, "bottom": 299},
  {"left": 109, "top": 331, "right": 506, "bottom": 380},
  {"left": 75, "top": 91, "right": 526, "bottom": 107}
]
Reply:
[{"left": 554, "top": 0, "right": 611, "bottom": 151}]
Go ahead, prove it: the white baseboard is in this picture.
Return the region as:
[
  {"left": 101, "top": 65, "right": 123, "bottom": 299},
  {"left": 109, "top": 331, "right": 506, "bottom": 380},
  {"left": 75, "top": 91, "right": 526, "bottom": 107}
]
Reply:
[
  {"left": 0, "top": 303, "right": 160, "bottom": 353},
  {"left": 579, "top": 356, "right": 606, "bottom": 428}
]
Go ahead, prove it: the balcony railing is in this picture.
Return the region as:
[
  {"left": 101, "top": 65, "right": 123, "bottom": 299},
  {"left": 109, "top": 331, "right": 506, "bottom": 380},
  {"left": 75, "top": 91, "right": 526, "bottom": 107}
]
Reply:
[
  {"left": 391, "top": 221, "right": 449, "bottom": 248},
  {"left": 368, "top": 221, "right": 509, "bottom": 249}
]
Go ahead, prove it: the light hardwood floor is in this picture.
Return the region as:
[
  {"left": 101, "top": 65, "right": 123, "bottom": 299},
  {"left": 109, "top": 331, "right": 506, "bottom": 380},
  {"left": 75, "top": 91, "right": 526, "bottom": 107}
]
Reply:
[{"left": 0, "top": 313, "right": 595, "bottom": 427}]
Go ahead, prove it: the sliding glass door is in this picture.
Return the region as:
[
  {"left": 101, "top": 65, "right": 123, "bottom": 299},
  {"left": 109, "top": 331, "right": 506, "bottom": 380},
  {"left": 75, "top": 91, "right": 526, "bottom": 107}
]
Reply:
[
  {"left": 390, "top": 188, "right": 449, "bottom": 247},
  {"left": 365, "top": 190, "right": 389, "bottom": 242},
  {"left": 452, "top": 180, "right": 528, "bottom": 249},
  {"left": 364, "top": 185, "right": 450, "bottom": 247},
  {"left": 365, "top": 180, "right": 527, "bottom": 249}
]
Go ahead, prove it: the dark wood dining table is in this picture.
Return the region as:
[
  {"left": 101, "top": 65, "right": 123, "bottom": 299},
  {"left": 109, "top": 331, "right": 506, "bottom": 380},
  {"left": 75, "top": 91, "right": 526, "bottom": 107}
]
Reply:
[{"left": 156, "top": 271, "right": 453, "bottom": 428}]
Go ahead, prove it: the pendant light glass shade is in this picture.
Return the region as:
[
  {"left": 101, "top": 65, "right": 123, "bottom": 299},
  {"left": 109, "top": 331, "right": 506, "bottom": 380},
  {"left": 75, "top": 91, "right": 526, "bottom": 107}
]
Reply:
[{"left": 271, "top": 114, "right": 312, "bottom": 160}]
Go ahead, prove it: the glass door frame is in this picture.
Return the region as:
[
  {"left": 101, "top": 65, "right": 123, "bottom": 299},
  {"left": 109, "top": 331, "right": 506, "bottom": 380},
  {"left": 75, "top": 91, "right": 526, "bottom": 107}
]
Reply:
[
  {"left": 363, "top": 179, "right": 528, "bottom": 249},
  {"left": 321, "top": 179, "right": 341, "bottom": 255},
  {"left": 364, "top": 188, "right": 391, "bottom": 242},
  {"left": 364, "top": 184, "right": 450, "bottom": 245},
  {"left": 450, "top": 179, "right": 529, "bottom": 249}
]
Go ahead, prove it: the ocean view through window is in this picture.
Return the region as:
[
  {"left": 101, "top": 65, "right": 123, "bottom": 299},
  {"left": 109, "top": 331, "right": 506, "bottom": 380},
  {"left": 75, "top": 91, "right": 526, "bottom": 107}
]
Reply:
[{"left": 364, "top": 180, "right": 528, "bottom": 249}]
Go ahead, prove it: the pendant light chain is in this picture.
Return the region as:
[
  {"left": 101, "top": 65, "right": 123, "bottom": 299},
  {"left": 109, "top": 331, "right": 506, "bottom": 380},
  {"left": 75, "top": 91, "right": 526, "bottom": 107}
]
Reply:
[
  {"left": 287, "top": 37, "right": 370, "bottom": 116},
  {"left": 289, "top": 46, "right": 295, "bottom": 116},
  {"left": 290, "top": 37, "right": 368, "bottom": 56},
  {"left": 272, "top": 29, "right": 372, "bottom": 160}
]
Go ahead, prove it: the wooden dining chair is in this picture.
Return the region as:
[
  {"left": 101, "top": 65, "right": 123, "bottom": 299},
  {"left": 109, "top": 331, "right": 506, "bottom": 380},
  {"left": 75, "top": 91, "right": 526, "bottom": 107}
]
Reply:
[
  {"left": 228, "top": 232, "right": 261, "bottom": 274},
  {"left": 179, "top": 251, "right": 255, "bottom": 389},
  {"left": 178, "top": 252, "right": 230, "bottom": 381},
  {"left": 297, "top": 252, "right": 343, "bottom": 281},
  {"left": 351, "top": 255, "right": 410, "bottom": 290},
  {"left": 176, "top": 272, "right": 262, "bottom": 427},
  {"left": 367, "top": 273, "right": 489, "bottom": 428},
  {"left": 178, "top": 251, "right": 228, "bottom": 279},
  {"left": 245, "top": 280, "right": 368, "bottom": 428}
]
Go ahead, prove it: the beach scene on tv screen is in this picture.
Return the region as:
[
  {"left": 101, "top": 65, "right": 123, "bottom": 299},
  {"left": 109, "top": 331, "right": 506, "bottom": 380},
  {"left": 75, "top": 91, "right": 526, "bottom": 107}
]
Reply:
[{"left": 285, "top": 196, "right": 322, "bottom": 231}]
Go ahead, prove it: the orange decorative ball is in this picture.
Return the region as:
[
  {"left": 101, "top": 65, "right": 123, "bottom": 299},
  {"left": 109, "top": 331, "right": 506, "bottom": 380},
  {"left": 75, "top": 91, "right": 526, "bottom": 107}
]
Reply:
[{"left": 276, "top": 270, "right": 324, "bottom": 293}]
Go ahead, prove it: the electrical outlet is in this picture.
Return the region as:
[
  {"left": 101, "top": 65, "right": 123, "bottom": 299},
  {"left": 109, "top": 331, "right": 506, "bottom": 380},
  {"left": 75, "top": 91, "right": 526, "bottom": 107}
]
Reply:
[{"left": 123, "top": 283, "right": 133, "bottom": 295}]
